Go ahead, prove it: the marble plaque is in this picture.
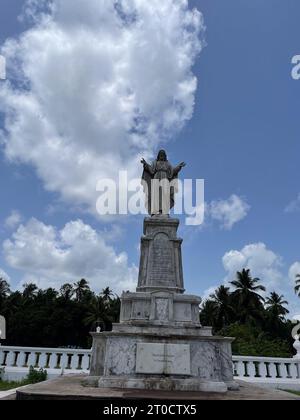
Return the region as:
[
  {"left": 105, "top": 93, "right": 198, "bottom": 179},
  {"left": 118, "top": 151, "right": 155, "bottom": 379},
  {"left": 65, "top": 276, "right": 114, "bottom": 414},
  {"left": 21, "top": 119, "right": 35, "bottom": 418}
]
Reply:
[{"left": 136, "top": 343, "right": 191, "bottom": 375}]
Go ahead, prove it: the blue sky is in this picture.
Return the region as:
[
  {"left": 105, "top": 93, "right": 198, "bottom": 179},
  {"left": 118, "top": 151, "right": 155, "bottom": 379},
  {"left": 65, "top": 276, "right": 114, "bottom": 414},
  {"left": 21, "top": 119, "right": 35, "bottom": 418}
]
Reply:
[{"left": 0, "top": 0, "right": 299, "bottom": 316}]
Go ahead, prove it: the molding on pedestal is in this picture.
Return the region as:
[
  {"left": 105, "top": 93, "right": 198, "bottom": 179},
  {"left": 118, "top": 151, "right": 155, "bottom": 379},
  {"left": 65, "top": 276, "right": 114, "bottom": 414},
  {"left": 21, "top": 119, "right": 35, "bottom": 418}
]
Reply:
[{"left": 119, "top": 291, "right": 201, "bottom": 327}]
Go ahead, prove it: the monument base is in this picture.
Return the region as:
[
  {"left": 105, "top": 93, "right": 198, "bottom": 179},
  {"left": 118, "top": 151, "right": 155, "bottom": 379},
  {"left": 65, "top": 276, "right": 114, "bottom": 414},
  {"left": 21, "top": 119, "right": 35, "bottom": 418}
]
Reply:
[
  {"left": 16, "top": 375, "right": 300, "bottom": 400},
  {"left": 96, "top": 377, "right": 231, "bottom": 393},
  {"left": 89, "top": 327, "right": 238, "bottom": 394},
  {"left": 89, "top": 216, "right": 238, "bottom": 394}
]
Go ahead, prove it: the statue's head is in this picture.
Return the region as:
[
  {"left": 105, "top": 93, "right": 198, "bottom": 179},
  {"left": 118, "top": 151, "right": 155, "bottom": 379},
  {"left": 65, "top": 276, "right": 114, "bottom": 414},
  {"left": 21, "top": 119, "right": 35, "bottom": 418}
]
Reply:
[{"left": 157, "top": 150, "right": 167, "bottom": 161}]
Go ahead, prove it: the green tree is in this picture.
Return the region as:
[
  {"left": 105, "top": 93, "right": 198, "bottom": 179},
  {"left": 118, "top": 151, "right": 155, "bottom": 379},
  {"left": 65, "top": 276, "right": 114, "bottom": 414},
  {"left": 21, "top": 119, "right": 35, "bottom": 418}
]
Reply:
[
  {"left": 265, "top": 292, "right": 289, "bottom": 321},
  {"left": 209, "top": 285, "right": 235, "bottom": 329},
  {"left": 74, "top": 279, "right": 90, "bottom": 302},
  {"left": 22, "top": 283, "right": 38, "bottom": 300},
  {"left": 84, "top": 296, "right": 112, "bottom": 331},
  {"left": 101, "top": 287, "right": 114, "bottom": 302},
  {"left": 0, "top": 278, "right": 11, "bottom": 301},
  {"left": 0, "top": 280, "right": 119, "bottom": 348},
  {"left": 108, "top": 296, "right": 121, "bottom": 323},
  {"left": 200, "top": 300, "right": 218, "bottom": 328},
  {"left": 59, "top": 283, "right": 74, "bottom": 301},
  {"left": 219, "top": 323, "right": 292, "bottom": 358},
  {"left": 230, "top": 269, "right": 266, "bottom": 324}
]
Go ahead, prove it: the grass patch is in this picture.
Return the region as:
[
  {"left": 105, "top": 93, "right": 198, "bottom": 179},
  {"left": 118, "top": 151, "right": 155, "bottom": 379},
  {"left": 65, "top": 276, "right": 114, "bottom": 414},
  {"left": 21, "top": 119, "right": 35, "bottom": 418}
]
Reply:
[
  {"left": 0, "top": 367, "right": 48, "bottom": 391},
  {"left": 285, "top": 390, "right": 300, "bottom": 396},
  {"left": 0, "top": 380, "right": 28, "bottom": 391}
]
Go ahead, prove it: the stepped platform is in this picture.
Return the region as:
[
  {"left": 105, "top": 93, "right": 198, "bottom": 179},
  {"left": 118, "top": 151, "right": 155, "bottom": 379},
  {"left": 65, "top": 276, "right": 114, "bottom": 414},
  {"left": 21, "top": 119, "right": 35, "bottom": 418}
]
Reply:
[{"left": 15, "top": 375, "right": 300, "bottom": 401}]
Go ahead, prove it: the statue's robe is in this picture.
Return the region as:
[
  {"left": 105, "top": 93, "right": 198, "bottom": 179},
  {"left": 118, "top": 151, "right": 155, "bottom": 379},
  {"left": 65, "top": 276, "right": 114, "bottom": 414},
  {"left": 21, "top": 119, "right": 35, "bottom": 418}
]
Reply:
[{"left": 142, "top": 160, "right": 181, "bottom": 216}]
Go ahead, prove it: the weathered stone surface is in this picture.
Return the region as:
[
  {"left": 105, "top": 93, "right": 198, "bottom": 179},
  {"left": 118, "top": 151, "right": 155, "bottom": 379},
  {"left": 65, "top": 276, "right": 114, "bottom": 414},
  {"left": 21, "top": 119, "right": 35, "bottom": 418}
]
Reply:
[
  {"left": 119, "top": 291, "right": 202, "bottom": 327},
  {"left": 16, "top": 375, "right": 300, "bottom": 400},
  {"left": 104, "top": 338, "right": 136, "bottom": 377},
  {"left": 155, "top": 298, "right": 169, "bottom": 321},
  {"left": 137, "top": 217, "right": 184, "bottom": 294},
  {"left": 149, "top": 234, "right": 174, "bottom": 285},
  {"left": 90, "top": 215, "right": 237, "bottom": 393},
  {"left": 89, "top": 336, "right": 107, "bottom": 377},
  {"left": 113, "top": 324, "right": 213, "bottom": 337},
  {"left": 98, "top": 376, "right": 228, "bottom": 393},
  {"left": 90, "top": 331, "right": 237, "bottom": 393},
  {"left": 136, "top": 343, "right": 191, "bottom": 375}
]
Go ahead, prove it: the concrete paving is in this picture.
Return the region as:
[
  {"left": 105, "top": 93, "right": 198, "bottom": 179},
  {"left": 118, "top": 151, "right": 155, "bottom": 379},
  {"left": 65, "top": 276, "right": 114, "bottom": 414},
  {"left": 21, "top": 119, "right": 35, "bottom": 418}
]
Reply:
[
  {"left": 14, "top": 375, "right": 300, "bottom": 400},
  {"left": 0, "top": 384, "right": 34, "bottom": 401},
  {"left": 0, "top": 390, "right": 17, "bottom": 400}
]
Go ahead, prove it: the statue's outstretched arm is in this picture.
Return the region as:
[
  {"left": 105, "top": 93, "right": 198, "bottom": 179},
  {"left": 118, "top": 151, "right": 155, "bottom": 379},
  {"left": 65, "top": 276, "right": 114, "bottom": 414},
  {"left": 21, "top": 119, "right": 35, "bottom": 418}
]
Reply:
[
  {"left": 173, "top": 162, "right": 186, "bottom": 176},
  {"left": 141, "top": 158, "right": 155, "bottom": 175}
]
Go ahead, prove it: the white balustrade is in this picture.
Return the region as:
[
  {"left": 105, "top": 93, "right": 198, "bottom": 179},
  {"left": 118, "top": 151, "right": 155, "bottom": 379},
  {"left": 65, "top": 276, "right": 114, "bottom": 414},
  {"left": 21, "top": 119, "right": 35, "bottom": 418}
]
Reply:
[
  {"left": 1, "top": 345, "right": 299, "bottom": 389},
  {"left": 232, "top": 356, "right": 300, "bottom": 384},
  {"left": 0, "top": 346, "right": 91, "bottom": 375}
]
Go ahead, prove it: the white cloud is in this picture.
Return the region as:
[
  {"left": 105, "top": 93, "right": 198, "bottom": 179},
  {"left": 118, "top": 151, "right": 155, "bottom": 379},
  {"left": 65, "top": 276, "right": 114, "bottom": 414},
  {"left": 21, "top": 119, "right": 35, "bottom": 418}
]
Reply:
[
  {"left": 208, "top": 194, "right": 250, "bottom": 230},
  {"left": 0, "top": 0, "right": 204, "bottom": 214},
  {"left": 285, "top": 194, "right": 300, "bottom": 213},
  {"left": 289, "top": 262, "right": 300, "bottom": 285},
  {"left": 3, "top": 218, "right": 137, "bottom": 293},
  {"left": 4, "top": 210, "right": 23, "bottom": 229},
  {"left": 202, "top": 286, "right": 218, "bottom": 302},
  {"left": 222, "top": 243, "right": 284, "bottom": 291},
  {"left": 0, "top": 268, "right": 10, "bottom": 282}
]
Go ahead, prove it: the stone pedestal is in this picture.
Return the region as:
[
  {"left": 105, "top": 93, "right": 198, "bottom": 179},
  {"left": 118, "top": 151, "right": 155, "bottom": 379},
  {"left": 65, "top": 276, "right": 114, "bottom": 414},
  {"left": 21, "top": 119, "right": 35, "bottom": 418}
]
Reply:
[
  {"left": 137, "top": 217, "right": 184, "bottom": 294},
  {"left": 89, "top": 216, "right": 238, "bottom": 393},
  {"left": 120, "top": 291, "right": 201, "bottom": 328},
  {"left": 89, "top": 328, "right": 236, "bottom": 392}
]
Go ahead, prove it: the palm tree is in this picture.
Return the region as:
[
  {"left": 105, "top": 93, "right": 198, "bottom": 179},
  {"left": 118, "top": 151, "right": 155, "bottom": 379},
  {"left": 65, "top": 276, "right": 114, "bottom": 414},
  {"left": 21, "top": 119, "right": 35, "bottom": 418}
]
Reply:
[
  {"left": 230, "top": 269, "right": 266, "bottom": 324},
  {"left": 231, "top": 269, "right": 266, "bottom": 301},
  {"left": 0, "top": 278, "right": 11, "bottom": 301},
  {"left": 40, "top": 288, "right": 58, "bottom": 302},
  {"left": 210, "top": 285, "right": 235, "bottom": 328},
  {"left": 200, "top": 300, "right": 219, "bottom": 327},
  {"left": 84, "top": 296, "right": 112, "bottom": 331},
  {"left": 59, "top": 284, "right": 74, "bottom": 301},
  {"left": 22, "top": 283, "right": 38, "bottom": 300},
  {"left": 295, "top": 274, "right": 300, "bottom": 297},
  {"left": 265, "top": 292, "right": 289, "bottom": 320},
  {"left": 101, "top": 287, "right": 114, "bottom": 303},
  {"left": 109, "top": 296, "right": 121, "bottom": 323},
  {"left": 74, "top": 279, "right": 90, "bottom": 302}
]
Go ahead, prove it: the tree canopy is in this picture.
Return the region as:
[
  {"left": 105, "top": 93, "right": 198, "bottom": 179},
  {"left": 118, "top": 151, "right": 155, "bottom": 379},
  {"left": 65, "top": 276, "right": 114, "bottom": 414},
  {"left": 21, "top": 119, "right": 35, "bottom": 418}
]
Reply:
[
  {"left": 0, "top": 269, "right": 297, "bottom": 357},
  {"left": 0, "top": 278, "right": 120, "bottom": 349},
  {"left": 200, "top": 270, "right": 294, "bottom": 357}
]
